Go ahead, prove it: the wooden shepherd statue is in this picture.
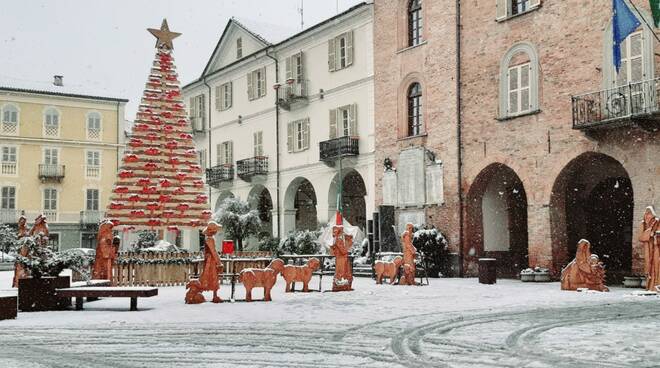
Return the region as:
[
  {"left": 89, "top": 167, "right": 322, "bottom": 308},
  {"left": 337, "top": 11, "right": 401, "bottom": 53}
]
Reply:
[
  {"left": 93, "top": 219, "right": 117, "bottom": 282},
  {"left": 640, "top": 206, "right": 660, "bottom": 291},
  {"left": 330, "top": 225, "right": 353, "bottom": 291},
  {"left": 401, "top": 223, "right": 417, "bottom": 285},
  {"left": 560, "top": 239, "right": 608, "bottom": 292},
  {"left": 12, "top": 215, "right": 30, "bottom": 288},
  {"left": 29, "top": 214, "right": 49, "bottom": 247},
  {"left": 199, "top": 221, "right": 223, "bottom": 303}
]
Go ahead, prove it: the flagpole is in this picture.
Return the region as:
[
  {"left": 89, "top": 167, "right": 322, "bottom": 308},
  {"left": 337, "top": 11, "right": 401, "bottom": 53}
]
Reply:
[{"left": 627, "top": 0, "right": 660, "bottom": 43}]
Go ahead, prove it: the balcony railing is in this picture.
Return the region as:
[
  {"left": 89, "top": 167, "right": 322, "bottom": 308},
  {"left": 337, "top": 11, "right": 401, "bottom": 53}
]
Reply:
[
  {"left": 42, "top": 210, "right": 57, "bottom": 222},
  {"left": 80, "top": 210, "right": 105, "bottom": 227},
  {"left": 206, "top": 164, "right": 234, "bottom": 187},
  {"left": 39, "top": 164, "right": 65, "bottom": 182},
  {"left": 276, "top": 80, "right": 309, "bottom": 111},
  {"left": 236, "top": 156, "right": 268, "bottom": 181},
  {"left": 572, "top": 77, "right": 660, "bottom": 131},
  {"left": 85, "top": 165, "right": 100, "bottom": 178},
  {"left": 319, "top": 136, "right": 360, "bottom": 162},
  {"left": 1, "top": 162, "right": 17, "bottom": 175},
  {"left": 0, "top": 209, "right": 22, "bottom": 224}
]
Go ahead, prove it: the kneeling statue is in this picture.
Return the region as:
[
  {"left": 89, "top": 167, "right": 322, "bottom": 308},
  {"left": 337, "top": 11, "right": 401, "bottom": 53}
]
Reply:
[{"left": 560, "top": 239, "right": 609, "bottom": 292}]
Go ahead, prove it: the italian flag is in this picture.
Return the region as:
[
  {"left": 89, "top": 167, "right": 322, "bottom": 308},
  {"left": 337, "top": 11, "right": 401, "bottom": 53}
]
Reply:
[{"left": 652, "top": 0, "right": 660, "bottom": 27}]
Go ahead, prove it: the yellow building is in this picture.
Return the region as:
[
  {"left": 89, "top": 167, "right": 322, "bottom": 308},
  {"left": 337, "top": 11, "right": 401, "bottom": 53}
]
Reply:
[{"left": 0, "top": 76, "right": 127, "bottom": 250}]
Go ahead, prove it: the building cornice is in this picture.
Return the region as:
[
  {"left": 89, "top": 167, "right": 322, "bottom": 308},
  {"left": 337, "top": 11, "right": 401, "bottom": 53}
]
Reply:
[{"left": 0, "top": 135, "right": 123, "bottom": 148}]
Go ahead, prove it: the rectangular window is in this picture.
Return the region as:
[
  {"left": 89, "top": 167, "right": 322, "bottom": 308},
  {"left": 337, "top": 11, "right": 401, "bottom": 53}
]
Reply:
[
  {"left": 217, "top": 141, "right": 233, "bottom": 165},
  {"left": 217, "top": 82, "right": 232, "bottom": 111},
  {"left": 254, "top": 131, "right": 263, "bottom": 157},
  {"left": 287, "top": 119, "right": 309, "bottom": 152},
  {"left": 328, "top": 31, "right": 354, "bottom": 72},
  {"left": 86, "top": 189, "right": 99, "bottom": 211},
  {"left": 1, "top": 187, "right": 16, "bottom": 209},
  {"left": 511, "top": 0, "right": 529, "bottom": 15},
  {"left": 0, "top": 146, "right": 17, "bottom": 175},
  {"left": 508, "top": 63, "right": 531, "bottom": 115},
  {"left": 44, "top": 188, "right": 57, "bottom": 211},
  {"left": 237, "top": 37, "right": 243, "bottom": 59},
  {"left": 48, "top": 234, "right": 60, "bottom": 249},
  {"left": 2, "top": 146, "right": 16, "bottom": 163},
  {"left": 189, "top": 94, "right": 205, "bottom": 131},
  {"left": 2, "top": 109, "right": 17, "bottom": 124},
  {"left": 247, "top": 68, "right": 267, "bottom": 100},
  {"left": 86, "top": 151, "right": 100, "bottom": 177},
  {"left": 617, "top": 31, "right": 644, "bottom": 86},
  {"left": 44, "top": 148, "right": 59, "bottom": 165}
]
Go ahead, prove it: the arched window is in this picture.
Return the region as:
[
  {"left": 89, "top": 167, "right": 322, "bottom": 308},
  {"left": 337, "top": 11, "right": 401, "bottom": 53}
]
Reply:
[
  {"left": 1, "top": 104, "right": 19, "bottom": 135},
  {"left": 499, "top": 42, "right": 540, "bottom": 119},
  {"left": 408, "top": 0, "right": 423, "bottom": 46},
  {"left": 87, "top": 112, "right": 102, "bottom": 139},
  {"left": 43, "top": 108, "right": 60, "bottom": 137},
  {"left": 407, "top": 83, "right": 423, "bottom": 136}
]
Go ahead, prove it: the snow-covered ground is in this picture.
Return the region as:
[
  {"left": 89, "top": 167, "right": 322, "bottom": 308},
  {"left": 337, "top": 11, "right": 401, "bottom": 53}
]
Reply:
[{"left": 0, "top": 271, "right": 658, "bottom": 368}]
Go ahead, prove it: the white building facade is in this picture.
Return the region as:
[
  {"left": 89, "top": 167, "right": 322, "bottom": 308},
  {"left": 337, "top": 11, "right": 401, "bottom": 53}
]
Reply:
[{"left": 183, "top": 3, "right": 375, "bottom": 246}]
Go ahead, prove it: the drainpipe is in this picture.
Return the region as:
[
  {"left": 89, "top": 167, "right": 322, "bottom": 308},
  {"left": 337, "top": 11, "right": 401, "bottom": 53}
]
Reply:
[
  {"left": 202, "top": 79, "right": 212, "bottom": 211},
  {"left": 455, "top": 0, "right": 464, "bottom": 277},
  {"left": 265, "top": 48, "right": 281, "bottom": 239},
  {"left": 116, "top": 101, "right": 120, "bottom": 173}
]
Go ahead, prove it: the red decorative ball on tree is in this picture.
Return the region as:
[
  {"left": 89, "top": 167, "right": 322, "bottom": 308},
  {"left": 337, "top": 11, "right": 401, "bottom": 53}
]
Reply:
[
  {"left": 124, "top": 154, "right": 139, "bottom": 163},
  {"left": 119, "top": 170, "right": 134, "bottom": 179},
  {"left": 145, "top": 147, "right": 161, "bottom": 156}
]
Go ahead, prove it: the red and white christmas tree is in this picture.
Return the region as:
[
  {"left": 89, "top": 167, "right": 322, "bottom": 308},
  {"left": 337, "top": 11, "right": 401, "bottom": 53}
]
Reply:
[{"left": 106, "top": 19, "right": 211, "bottom": 235}]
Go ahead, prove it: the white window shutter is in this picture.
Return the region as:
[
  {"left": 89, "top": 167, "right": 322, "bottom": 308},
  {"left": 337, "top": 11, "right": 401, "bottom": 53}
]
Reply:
[
  {"left": 228, "top": 82, "right": 233, "bottom": 108},
  {"left": 287, "top": 122, "right": 294, "bottom": 152},
  {"left": 496, "top": 0, "right": 508, "bottom": 21},
  {"left": 297, "top": 52, "right": 304, "bottom": 81},
  {"left": 346, "top": 31, "right": 354, "bottom": 66},
  {"left": 200, "top": 97, "right": 206, "bottom": 130},
  {"left": 253, "top": 132, "right": 258, "bottom": 156},
  {"left": 329, "top": 109, "right": 337, "bottom": 139},
  {"left": 260, "top": 67, "right": 267, "bottom": 97},
  {"left": 349, "top": 104, "right": 357, "bottom": 136},
  {"left": 529, "top": 0, "right": 540, "bottom": 8},
  {"left": 217, "top": 144, "right": 223, "bottom": 165},
  {"left": 215, "top": 86, "right": 221, "bottom": 111},
  {"left": 328, "top": 38, "right": 336, "bottom": 71},
  {"left": 303, "top": 118, "right": 310, "bottom": 150},
  {"left": 228, "top": 141, "right": 233, "bottom": 164},
  {"left": 285, "top": 56, "right": 292, "bottom": 81},
  {"left": 189, "top": 97, "right": 196, "bottom": 120},
  {"left": 247, "top": 72, "right": 254, "bottom": 100}
]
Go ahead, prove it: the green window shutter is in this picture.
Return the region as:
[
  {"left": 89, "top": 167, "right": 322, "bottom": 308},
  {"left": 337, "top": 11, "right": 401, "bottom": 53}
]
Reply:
[
  {"left": 329, "top": 109, "right": 337, "bottom": 139},
  {"left": 349, "top": 103, "right": 357, "bottom": 136},
  {"left": 285, "top": 56, "right": 292, "bottom": 81},
  {"left": 247, "top": 71, "right": 255, "bottom": 100},
  {"left": 303, "top": 118, "right": 310, "bottom": 150},
  {"left": 297, "top": 52, "right": 304, "bottom": 81},
  {"left": 215, "top": 86, "right": 222, "bottom": 111},
  {"left": 328, "top": 38, "right": 336, "bottom": 71},
  {"left": 346, "top": 31, "right": 354, "bottom": 66},
  {"left": 287, "top": 122, "right": 294, "bottom": 152}
]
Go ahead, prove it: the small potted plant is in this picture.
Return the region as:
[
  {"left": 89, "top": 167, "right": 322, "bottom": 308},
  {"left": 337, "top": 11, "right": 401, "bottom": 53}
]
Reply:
[
  {"left": 15, "top": 237, "right": 92, "bottom": 311},
  {"left": 533, "top": 267, "right": 551, "bottom": 282},
  {"left": 520, "top": 268, "right": 535, "bottom": 282}
]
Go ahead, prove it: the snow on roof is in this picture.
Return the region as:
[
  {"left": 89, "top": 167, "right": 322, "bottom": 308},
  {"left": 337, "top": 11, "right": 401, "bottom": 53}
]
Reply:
[
  {"left": 231, "top": 17, "right": 298, "bottom": 45},
  {"left": 0, "top": 75, "right": 128, "bottom": 102}
]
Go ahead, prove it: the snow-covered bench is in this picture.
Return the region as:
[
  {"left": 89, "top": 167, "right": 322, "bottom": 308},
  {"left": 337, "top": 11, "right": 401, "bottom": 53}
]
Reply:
[{"left": 56, "top": 287, "right": 158, "bottom": 311}]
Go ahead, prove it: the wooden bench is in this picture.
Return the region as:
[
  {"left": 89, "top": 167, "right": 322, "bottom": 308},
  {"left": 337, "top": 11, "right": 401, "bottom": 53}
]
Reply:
[{"left": 56, "top": 287, "right": 158, "bottom": 311}]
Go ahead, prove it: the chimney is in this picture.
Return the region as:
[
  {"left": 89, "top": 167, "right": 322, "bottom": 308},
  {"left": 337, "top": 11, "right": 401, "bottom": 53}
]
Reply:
[{"left": 53, "top": 75, "right": 63, "bottom": 87}]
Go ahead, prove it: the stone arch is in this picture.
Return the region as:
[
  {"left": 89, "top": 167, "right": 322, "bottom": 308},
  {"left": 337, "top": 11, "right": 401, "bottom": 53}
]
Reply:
[
  {"left": 549, "top": 152, "right": 634, "bottom": 282},
  {"left": 247, "top": 185, "right": 273, "bottom": 236},
  {"left": 327, "top": 168, "right": 367, "bottom": 231},
  {"left": 214, "top": 191, "right": 235, "bottom": 212},
  {"left": 465, "top": 163, "right": 529, "bottom": 278},
  {"left": 498, "top": 41, "right": 540, "bottom": 119},
  {"left": 283, "top": 177, "right": 318, "bottom": 233}
]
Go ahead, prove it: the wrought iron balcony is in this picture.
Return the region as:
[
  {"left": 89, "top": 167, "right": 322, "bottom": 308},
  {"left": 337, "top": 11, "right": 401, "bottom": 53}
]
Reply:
[
  {"left": 38, "top": 164, "right": 65, "bottom": 182},
  {"left": 206, "top": 164, "right": 234, "bottom": 187},
  {"left": 80, "top": 210, "right": 105, "bottom": 227},
  {"left": 0, "top": 209, "right": 22, "bottom": 224},
  {"left": 237, "top": 156, "right": 268, "bottom": 181},
  {"left": 276, "top": 80, "right": 309, "bottom": 111},
  {"left": 319, "top": 136, "right": 359, "bottom": 162},
  {"left": 572, "top": 77, "right": 660, "bottom": 132}
]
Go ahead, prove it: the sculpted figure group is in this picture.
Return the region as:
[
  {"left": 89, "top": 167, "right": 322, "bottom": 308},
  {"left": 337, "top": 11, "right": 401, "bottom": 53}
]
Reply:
[
  {"left": 12, "top": 215, "right": 51, "bottom": 287},
  {"left": 560, "top": 239, "right": 608, "bottom": 292},
  {"left": 92, "top": 219, "right": 119, "bottom": 282},
  {"left": 374, "top": 223, "right": 417, "bottom": 286}
]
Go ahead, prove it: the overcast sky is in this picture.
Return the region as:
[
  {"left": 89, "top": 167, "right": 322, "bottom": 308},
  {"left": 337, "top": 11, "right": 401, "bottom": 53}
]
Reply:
[{"left": 0, "top": 0, "right": 364, "bottom": 118}]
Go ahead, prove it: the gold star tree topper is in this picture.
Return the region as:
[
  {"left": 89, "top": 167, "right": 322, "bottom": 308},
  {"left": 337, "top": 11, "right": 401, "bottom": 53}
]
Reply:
[{"left": 148, "top": 19, "right": 181, "bottom": 50}]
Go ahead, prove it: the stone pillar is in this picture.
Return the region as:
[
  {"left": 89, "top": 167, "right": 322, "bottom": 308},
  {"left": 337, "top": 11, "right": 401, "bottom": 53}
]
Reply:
[
  {"left": 282, "top": 209, "right": 297, "bottom": 236},
  {"left": 527, "top": 203, "right": 554, "bottom": 272}
]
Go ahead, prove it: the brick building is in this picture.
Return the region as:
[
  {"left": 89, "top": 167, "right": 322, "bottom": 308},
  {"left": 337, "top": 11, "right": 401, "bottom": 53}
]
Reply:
[{"left": 374, "top": 0, "right": 659, "bottom": 279}]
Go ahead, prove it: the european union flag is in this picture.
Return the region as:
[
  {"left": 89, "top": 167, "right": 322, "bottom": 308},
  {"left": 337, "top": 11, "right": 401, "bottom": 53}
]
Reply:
[{"left": 613, "top": 0, "right": 641, "bottom": 72}]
